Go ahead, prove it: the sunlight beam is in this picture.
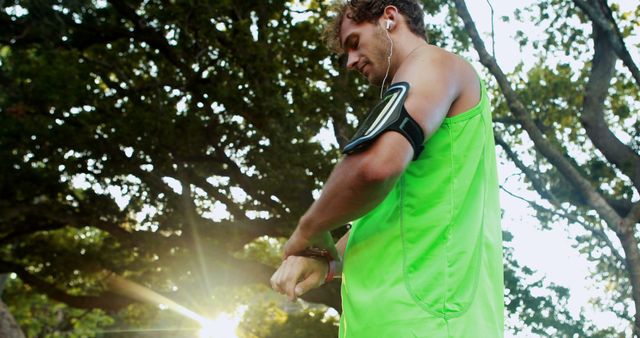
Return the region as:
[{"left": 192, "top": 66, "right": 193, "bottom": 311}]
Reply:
[{"left": 106, "top": 273, "right": 239, "bottom": 336}]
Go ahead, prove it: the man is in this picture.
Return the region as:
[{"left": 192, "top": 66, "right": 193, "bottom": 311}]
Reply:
[{"left": 270, "top": 1, "right": 503, "bottom": 337}]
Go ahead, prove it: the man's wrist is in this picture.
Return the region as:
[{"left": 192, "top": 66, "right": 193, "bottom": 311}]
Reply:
[
  {"left": 295, "top": 248, "right": 341, "bottom": 283},
  {"left": 299, "top": 247, "right": 334, "bottom": 261},
  {"left": 292, "top": 217, "right": 340, "bottom": 260},
  {"left": 295, "top": 215, "right": 317, "bottom": 241}
]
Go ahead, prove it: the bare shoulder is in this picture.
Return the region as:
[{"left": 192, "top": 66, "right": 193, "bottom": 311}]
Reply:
[
  {"left": 394, "top": 45, "right": 456, "bottom": 88},
  {"left": 394, "top": 45, "right": 480, "bottom": 119},
  {"left": 391, "top": 45, "right": 476, "bottom": 137}
]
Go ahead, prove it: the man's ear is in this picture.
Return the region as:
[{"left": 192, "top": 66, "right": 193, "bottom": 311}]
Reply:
[{"left": 382, "top": 5, "right": 399, "bottom": 29}]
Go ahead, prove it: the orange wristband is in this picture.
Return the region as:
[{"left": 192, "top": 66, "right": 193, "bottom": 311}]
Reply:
[{"left": 325, "top": 260, "right": 336, "bottom": 283}]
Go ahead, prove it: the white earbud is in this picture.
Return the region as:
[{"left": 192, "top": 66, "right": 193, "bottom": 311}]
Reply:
[{"left": 385, "top": 19, "right": 392, "bottom": 30}]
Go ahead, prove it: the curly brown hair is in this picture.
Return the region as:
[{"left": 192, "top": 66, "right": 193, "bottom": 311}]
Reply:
[{"left": 323, "top": 0, "right": 428, "bottom": 54}]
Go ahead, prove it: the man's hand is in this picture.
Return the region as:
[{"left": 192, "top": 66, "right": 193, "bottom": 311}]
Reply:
[{"left": 270, "top": 256, "right": 328, "bottom": 301}]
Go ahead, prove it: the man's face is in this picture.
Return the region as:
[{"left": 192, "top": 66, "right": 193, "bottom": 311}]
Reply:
[{"left": 340, "top": 15, "right": 389, "bottom": 85}]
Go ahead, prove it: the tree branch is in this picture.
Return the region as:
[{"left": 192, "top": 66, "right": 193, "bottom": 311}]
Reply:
[
  {"left": 501, "top": 186, "right": 625, "bottom": 264},
  {"left": 0, "top": 260, "right": 134, "bottom": 311},
  {"left": 330, "top": 65, "right": 356, "bottom": 149},
  {"left": 213, "top": 150, "right": 290, "bottom": 216},
  {"left": 182, "top": 167, "right": 287, "bottom": 241},
  {"left": 107, "top": 0, "right": 185, "bottom": 70},
  {"left": 580, "top": 21, "right": 640, "bottom": 192},
  {"left": 0, "top": 9, "right": 132, "bottom": 50},
  {"left": 493, "top": 117, "right": 520, "bottom": 125},
  {"left": 623, "top": 202, "right": 640, "bottom": 229},
  {"left": 453, "top": 0, "right": 623, "bottom": 232},
  {"left": 495, "top": 133, "right": 556, "bottom": 203},
  {"left": 572, "top": 0, "right": 640, "bottom": 88}
]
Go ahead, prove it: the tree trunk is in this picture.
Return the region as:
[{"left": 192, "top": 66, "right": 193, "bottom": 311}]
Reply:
[
  {"left": 0, "top": 300, "right": 25, "bottom": 338},
  {"left": 618, "top": 227, "right": 640, "bottom": 337}
]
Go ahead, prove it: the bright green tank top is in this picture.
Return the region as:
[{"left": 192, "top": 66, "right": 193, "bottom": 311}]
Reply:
[{"left": 339, "top": 79, "right": 503, "bottom": 338}]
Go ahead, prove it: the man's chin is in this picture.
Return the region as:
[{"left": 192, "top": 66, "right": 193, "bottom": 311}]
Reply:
[
  {"left": 366, "top": 74, "right": 384, "bottom": 86},
  {"left": 358, "top": 69, "right": 386, "bottom": 86}
]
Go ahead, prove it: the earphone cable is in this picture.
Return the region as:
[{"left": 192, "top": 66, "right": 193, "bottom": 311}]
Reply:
[{"left": 380, "top": 26, "right": 393, "bottom": 98}]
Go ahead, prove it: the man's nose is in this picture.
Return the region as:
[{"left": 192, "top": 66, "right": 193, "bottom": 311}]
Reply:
[{"left": 346, "top": 52, "right": 358, "bottom": 70}]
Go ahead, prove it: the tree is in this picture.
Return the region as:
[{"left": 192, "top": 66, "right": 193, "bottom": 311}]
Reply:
[
  {"left": 451, "top": 0, "right": 640, "bottom": 335},
  {"left": 2, "top": 0, "right": 635, "bottom": 336},
  {"left": 0, "top": 0, "right": 350, "bottom": 335}
]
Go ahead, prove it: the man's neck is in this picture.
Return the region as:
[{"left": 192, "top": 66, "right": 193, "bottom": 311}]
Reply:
[{"left": 390, "top": 35, "right": 429, "bottom": 77}]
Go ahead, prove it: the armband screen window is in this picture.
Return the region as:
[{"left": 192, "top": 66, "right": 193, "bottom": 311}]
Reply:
[{"left": 342, "top": 82, "right": 425, "bottom": 160}]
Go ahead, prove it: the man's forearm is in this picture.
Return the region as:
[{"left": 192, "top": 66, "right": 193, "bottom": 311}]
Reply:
[
  {"left": 284, "top": 133, "right": 413, "bottom": 258},
  {"left": 296, "top": 152, "right": 401, "bottom": 240}
]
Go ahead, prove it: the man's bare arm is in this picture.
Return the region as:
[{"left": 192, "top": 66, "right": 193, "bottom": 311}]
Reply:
[
  {"left": 284, "top": 49, "right": 464, "bottom": 257},
  {"left": 284, "top": 132, "right": 414, "bottom": 256}
]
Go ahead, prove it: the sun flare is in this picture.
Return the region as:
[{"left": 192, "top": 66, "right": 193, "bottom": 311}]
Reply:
[{"left": 197, "top": 313, "right": 241, "bottom": 338}]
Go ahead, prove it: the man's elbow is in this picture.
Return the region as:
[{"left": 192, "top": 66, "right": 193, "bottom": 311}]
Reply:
[
  {"left": 357, "top": 156, "right": 406, "bottom": 184},
  {"left": 347, "top": 134, "right": 414, "bottom": 184}
]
